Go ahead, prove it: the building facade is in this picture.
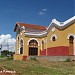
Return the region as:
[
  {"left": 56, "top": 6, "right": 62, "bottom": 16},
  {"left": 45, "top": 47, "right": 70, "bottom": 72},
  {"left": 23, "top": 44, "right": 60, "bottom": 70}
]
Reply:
[{"left": 14, "top": 16, "right": 75, "bottom": 60}]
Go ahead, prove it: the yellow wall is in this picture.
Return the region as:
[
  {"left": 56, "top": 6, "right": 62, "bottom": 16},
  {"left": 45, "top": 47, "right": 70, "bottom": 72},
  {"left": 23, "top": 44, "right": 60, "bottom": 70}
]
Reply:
[
  {"left": 47, "top": 23, "right": 75, "bottom": 48},
  {"left": 13, "top": 54, "right": 23, "bottom": 60},
  {"left": 23, "top": 36, "right": 47, "bottom": 56},
  {"left": 15, "top": 29, "right": 47, "bottom": 56}
]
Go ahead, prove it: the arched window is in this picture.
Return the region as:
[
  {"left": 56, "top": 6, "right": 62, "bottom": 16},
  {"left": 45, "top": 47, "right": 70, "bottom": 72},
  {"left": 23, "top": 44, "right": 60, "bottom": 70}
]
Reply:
[
  {"left": 52, "top": 36, "right": 56, "bottom": 41},
  {"left": 29, "top": 40, "right": 38, "bottom": 47},
  {"left": 17, "top": 37, "right": 19, "bottom": 53},
  {"left": 27, "top": 38, "right": 39, "bottom": 46},
  {"left": 50, "top": 34, "right": 57, "bottom": 42},
  {"left": 20, "top": 39, "right": 23, "bottom": 54},
  {"left": 69, "top": 36, "right": 74, "bottom": 44},
  {"left": 69, "top": 35, "right": 74, "bottom": 55}
]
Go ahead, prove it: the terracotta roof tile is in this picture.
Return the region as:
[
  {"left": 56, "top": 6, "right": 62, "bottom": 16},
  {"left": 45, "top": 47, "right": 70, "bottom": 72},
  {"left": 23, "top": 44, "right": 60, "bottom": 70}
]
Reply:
[{"left": 16, "top": 22, "right": 47, "bottom": 30}]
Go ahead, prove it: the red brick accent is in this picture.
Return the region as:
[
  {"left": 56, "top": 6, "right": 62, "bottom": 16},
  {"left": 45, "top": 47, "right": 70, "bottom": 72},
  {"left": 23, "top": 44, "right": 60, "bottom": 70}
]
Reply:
[
  {"left": 22, "top": 56, "right": 27, "bottom": 60},
  {"left": 47, "top": 46, "right": 69, "bottom": 56},
  {"left": 40, "top": 46, "right": 69, "bottom": 56},
  {"left": 40, "top": 49, "right": 46, "bottom": 56}
]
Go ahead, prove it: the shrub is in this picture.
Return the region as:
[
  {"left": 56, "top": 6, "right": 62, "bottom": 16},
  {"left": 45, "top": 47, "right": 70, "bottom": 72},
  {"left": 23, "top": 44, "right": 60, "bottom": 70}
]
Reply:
[
  {"left": 65, "top": 58, "right": 71, "bottom": 62},
  {"left": 30, "top": 57, "right": 36, "bottom": 61},
  {"left": 7, "top": 57, "right": 13, "bottom": 60}
]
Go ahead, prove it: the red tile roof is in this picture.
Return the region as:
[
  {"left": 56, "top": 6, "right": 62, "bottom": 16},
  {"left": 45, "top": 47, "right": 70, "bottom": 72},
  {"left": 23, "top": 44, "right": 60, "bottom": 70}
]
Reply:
[{"left": 16, "top": 22, "right": 47, "bottom": 30}]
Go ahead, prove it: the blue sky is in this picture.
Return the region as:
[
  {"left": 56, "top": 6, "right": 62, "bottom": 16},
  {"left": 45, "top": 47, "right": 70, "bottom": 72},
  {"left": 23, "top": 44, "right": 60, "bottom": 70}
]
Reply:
[{"left": 0, "top": 0, "right": 74, "bottom": 38}]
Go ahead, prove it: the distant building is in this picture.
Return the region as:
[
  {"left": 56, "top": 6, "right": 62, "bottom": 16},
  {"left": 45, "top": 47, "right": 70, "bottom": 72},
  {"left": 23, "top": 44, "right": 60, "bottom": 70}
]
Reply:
[{"left": 14, "top": 16, "right": 75, "bottom": 60}]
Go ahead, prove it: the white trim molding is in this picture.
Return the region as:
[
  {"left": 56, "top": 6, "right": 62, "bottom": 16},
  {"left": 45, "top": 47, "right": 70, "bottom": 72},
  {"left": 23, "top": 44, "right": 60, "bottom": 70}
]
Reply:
[{"left": 27, "top": 38, "right": 40, "bottom": 46}]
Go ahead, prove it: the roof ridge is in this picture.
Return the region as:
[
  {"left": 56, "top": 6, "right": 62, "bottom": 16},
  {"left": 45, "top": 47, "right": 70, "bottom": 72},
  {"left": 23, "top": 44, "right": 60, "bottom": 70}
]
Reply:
[
  {"left": 16, "top": 22, "right": 47, "bottom": 27},
  {"left": 16, "top": 22, "right": 47, "bottom": 31}
]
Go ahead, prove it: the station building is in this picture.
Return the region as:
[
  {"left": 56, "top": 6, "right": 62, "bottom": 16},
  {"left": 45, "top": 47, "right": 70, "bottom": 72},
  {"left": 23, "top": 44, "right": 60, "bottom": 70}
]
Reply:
[{"left": 14, "top": 16, "right": 75, "bottom": 60}]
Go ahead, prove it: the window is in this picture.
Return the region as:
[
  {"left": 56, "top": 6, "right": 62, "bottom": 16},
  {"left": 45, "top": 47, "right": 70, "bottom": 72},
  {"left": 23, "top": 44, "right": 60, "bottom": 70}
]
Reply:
[
  {"left": 20, "top": 39, "right": 23, "bottom": 54},
  {"left": 17, "top": 37, "right": 19, "bottom": 51},
  {"left": 69, "top": 36, "right": 74, "bottom": 44},
  {"left": 52, "top": 36, "right": 56, "bottom": 41},
  {"left": 29, "top": 40, "right": 38, "bottom": 47},
  {"left": 50, "top": 34, "right": 57, "bottom": 42}
]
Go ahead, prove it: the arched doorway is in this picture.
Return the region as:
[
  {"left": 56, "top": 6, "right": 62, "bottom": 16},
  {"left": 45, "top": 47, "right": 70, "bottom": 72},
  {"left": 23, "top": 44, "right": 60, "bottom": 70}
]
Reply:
[
  {"left": 69, "top": 36, "right": 74, "bottom": 55},
  {"left": 29, "top": 40, "right": 38, "bottom": 55}
]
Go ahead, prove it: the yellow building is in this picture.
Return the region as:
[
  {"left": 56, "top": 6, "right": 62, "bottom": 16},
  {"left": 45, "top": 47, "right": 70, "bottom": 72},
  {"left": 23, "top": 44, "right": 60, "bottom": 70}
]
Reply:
[{"left": 14, "top": 16, "right": 75, "bottom": 60}]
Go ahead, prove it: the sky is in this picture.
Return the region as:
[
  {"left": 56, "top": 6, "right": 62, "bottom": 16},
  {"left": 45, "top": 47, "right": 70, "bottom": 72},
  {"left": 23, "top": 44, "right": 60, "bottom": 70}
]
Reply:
[{"left": 0, "top": 0, "right": 74, "bottom": 51}]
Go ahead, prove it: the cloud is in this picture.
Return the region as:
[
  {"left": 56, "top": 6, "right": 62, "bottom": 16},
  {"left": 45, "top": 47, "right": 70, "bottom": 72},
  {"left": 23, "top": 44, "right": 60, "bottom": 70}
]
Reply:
[
  {"left": 38, "top": 12, "right": 45, "bottom": 15},
  {"left": 42, "top": 9, "right": 47, "bottom": 11},
  {"left": 38, "top": 8, "right": 47, "bottom": 15},
  {"left": 0, "top": 34, "right": 16, "bottom": 52}
]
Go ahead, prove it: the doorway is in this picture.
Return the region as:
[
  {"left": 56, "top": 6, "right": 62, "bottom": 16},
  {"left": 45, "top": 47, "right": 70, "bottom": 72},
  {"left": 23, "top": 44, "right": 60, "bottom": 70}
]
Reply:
[{"left": 29, "top": 40, "right": 38, "bottom": 56}]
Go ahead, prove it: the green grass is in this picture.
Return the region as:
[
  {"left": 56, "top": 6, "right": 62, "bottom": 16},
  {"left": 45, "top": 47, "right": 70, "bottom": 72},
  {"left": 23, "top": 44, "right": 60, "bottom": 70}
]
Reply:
[
  {"left": 0, "top": 59, "right": 75, "bottom": 75},
  {"left": 0, "top": 55, "right": 5, "bottom": 58}
]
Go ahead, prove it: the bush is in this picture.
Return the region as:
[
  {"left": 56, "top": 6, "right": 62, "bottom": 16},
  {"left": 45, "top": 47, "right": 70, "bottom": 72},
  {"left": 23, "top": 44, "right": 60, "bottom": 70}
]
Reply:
[
  {"left": 7, "top": 57, "right": 13, "bottom": 60},
  {"left": 30, "top": 57, "right": 36, "bottom": 61},
  {"left": 65, "top": 58, "right": 71, "bottom": 62},
  {"left": 0, "top": 55, "right": 5, "bottom": 58}
]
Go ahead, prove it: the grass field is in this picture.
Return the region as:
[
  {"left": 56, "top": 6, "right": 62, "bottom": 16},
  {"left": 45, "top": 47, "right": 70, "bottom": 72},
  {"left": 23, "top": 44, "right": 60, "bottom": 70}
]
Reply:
[{"left": 0, "top": 58, "right": 75, "bottom": 75}]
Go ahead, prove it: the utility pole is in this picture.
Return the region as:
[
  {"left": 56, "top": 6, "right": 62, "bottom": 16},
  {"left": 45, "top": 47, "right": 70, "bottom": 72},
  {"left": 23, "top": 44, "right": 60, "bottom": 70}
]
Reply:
[
  {"left": 7, "top": 43, "right": 9, "bottom": 55},
  {"left": 0, "top": 45, "right": 2, "bottom": 56},
  {"left": 7, "top": 43, "right": 9, "bottom": 51}
]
